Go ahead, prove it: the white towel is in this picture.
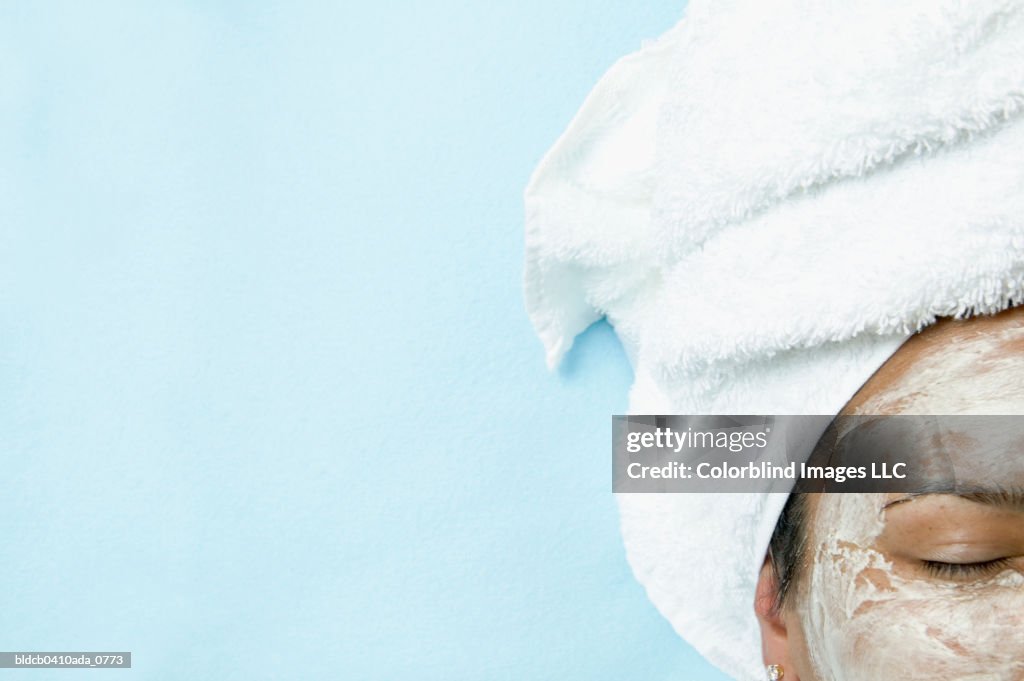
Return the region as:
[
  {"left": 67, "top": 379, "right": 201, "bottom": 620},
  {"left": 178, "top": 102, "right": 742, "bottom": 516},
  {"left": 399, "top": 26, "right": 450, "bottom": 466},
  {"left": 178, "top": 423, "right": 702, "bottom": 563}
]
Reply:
[{"left": 524, "top": 1, "right": 1024, "bottom": 679}]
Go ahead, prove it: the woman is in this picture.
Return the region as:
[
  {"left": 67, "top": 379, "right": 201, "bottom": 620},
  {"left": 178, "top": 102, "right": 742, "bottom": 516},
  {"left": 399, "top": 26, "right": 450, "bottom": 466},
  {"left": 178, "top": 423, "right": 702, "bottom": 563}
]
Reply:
[
  {"left": 523, "top": 1, "right": 1024, "bottom": 679},
  {"left": 757, "top": 308, "right": 1024, "bottom": 680}
]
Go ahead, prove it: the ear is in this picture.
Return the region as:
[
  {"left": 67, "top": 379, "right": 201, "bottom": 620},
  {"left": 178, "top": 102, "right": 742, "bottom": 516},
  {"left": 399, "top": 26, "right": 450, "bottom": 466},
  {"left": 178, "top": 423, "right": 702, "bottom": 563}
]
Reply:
[{"left": 754, "top": 557, "right": 798, "bottom": 679}]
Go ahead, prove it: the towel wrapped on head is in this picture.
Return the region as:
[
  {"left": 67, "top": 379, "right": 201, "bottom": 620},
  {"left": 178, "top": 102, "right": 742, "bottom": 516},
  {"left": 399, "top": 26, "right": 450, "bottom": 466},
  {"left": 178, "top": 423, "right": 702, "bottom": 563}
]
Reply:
[{"left": 524, "top": 1, "right": 1024, "bottom": 679}]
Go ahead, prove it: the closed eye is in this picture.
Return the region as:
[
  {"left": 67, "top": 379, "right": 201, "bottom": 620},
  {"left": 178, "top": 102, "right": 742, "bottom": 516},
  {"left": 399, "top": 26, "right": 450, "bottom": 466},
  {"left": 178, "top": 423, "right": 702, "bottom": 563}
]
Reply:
[{"left": 922, "top": 557, "right": 1012, "bottom": 580}]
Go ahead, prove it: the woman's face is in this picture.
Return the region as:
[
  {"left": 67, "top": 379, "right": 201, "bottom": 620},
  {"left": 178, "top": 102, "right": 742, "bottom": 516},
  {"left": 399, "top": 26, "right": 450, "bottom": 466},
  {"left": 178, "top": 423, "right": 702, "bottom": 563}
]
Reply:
[
  {"left": 780, "top": 308, "right": 1024, "bottom": 681},
  {"left": 793, "top": 492, "right": 1024, "bottom": 681}
]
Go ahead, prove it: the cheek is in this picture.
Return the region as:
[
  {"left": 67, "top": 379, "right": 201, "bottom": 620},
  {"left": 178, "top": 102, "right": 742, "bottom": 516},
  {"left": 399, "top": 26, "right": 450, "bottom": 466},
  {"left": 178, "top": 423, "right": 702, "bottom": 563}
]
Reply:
[{"left": 805, "top": 556, "right": 1024, "bottom": 681}]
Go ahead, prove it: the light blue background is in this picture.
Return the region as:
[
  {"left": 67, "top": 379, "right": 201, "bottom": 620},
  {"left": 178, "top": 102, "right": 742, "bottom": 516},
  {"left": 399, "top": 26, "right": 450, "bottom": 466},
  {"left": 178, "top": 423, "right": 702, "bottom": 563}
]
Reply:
[{"left": 1, "top": 1, "right": 730, "bottom": 679}]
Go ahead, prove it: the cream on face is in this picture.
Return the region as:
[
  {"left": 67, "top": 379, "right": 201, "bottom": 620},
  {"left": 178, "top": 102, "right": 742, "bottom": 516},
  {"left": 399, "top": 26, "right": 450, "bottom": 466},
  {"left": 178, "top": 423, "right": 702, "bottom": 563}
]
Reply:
[
  {"left": 801, "top": 493, "right": 1024, "bottom": 681},
  {"left": 848, "top": 325, "right": 1024, "bottom": 416},
  {"left": 796, "top": 320, "right": 1024, "bottom": 680}
]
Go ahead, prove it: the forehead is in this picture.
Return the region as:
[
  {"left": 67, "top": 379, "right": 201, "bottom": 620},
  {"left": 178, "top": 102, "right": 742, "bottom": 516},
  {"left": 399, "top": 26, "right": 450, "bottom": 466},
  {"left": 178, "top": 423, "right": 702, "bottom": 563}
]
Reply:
[
  {"left": 829, "top": 415, "right": 1024, "bottom": 489},
  {"left": 842, "top": 306, "right": 1024, "bottom": 416}
]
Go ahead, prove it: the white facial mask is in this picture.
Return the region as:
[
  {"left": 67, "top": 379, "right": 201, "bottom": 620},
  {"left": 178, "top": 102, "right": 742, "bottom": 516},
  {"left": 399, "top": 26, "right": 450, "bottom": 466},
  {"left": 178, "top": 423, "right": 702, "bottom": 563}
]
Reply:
[
  {"left": 849, "top": 326, "right": 1024, "bottom": 416},
  {"left": 802, "top": 494, "right": 1024, "bottom": 681}
]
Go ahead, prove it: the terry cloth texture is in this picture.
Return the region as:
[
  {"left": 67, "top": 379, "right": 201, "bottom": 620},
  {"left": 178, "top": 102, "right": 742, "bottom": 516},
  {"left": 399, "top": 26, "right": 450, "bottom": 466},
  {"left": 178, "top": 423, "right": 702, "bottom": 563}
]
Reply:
[{"left": 523, "top": 1, "right": 1024, "bottom": 680}]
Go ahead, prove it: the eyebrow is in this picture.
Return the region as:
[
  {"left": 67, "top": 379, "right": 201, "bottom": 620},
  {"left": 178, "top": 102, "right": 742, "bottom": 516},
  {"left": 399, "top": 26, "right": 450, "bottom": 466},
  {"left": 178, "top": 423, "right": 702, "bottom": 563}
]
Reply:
[{"left": 883, "top": 485, "right": 1024, "bottom": 512}]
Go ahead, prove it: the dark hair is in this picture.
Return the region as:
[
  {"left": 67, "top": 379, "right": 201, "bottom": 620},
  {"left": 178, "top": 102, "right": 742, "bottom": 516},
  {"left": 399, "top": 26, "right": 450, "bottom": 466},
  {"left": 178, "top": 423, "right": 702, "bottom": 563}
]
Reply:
[{"left": 767, "top": 492, "right": 810, "bottom": 612}]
